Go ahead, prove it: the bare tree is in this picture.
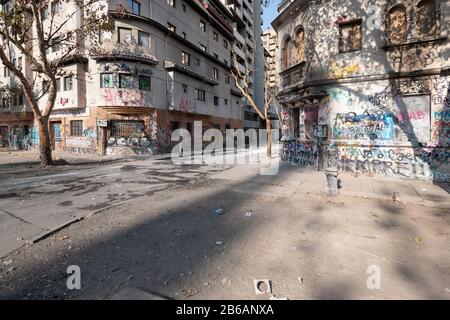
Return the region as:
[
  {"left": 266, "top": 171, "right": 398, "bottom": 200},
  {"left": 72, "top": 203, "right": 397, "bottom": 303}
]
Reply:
[
  {"left": 231, "top": 49, "right": 279, "bottom": 158},
  {"left": 0, "top": 0, "right": 111, "bottom": 166}
]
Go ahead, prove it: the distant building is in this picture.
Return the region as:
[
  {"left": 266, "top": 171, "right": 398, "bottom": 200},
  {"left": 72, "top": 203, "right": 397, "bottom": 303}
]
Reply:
[
  {"left": 262, "top": 28, "right": 278, "bottom": 89},
  {"left": 0, "top": 0, "right": 264, "bottom": 154},
  {"left": 272, "top": 0, "right": 450, "bottom": 182},
  {"left": 222, "top": 0, "right": 265, "bottom": 130}
]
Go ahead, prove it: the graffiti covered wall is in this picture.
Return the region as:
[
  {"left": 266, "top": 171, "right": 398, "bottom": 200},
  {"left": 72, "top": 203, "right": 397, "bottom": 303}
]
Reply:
[{"left": 329, "top": 77, "right": 450, "bottom": 182}]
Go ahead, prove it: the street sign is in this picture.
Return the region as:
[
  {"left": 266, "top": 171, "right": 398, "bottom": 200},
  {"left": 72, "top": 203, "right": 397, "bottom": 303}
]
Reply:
[{"left": 97, "top": 119, "right": 108, "bottom": 127}]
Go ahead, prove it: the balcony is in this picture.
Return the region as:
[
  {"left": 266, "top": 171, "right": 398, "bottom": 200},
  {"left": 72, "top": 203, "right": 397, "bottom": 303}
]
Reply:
[
  {"left": 279, "top": 62, "right": 305, "bottom": 89},
  {"left": 90, "top": 41, "right": 159, "bottom": 65}
]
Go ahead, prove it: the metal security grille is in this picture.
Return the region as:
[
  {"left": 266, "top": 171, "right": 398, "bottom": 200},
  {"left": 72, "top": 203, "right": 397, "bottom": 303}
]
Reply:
[{"left": 110, "top": 120, "right": 145, "bottom": 138}]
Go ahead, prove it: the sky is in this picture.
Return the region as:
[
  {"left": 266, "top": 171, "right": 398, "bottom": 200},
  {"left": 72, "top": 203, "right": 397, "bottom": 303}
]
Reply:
[{"left": 262, "top": 0, "right": 280, "bottom": 31}]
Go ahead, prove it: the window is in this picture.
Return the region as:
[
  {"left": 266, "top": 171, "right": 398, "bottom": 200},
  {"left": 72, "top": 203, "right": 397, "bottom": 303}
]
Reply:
[
  {"left": 41, "top": 6, "right": 49, "bottom": 20},
  {"left": 17, "top": 57, "right": 22, "bottom": 70},
  {"left": 224, "top": 39, "right": 228, "bottom": 49},
  {"left": 167, "top": 0, "right": 176, "bottom": 8},
  {"left": 282, "top": 36, "right": 292, "bottom": 69},
  {"left": 182, "top": 3, "right": 186, "bottom": 12},
  {"left": 213, "top": 31, "right": 218, "bottom": 41},
  {"left": 339, "top": 20, "right": 362, "bottom": 53},
  {"left": 51, "top": 0, "right": 61, "bottom": 15},
  {"left": 2, "top": 98, "right": 9, "bottom": 109},
  {"left": 170, "top": 121, "right": 180, "bottom": 132},
  {"left": 43, "top": 80, "right": 50, "bottom": 93},
  {"left": 100, "top": 73, "right": 114, "bottom": 88},
  {"left": 200, "top": 20, "right": 206, "bottom": 32},
  {"left": 18, "top": 93, "right": 23, "bottom": 105},
  {"left": 52, "top": 42, "right": 60, "bottom": 53},
  {"left": 128, "top": 0, "right": 140, "bottom": 15},
  {"left": 70, "top": 120, "right": 83, "bottom": 137},
  {"left": 225, "top": 75, "right": 230, "bottom": 84},
  {"left": 64, "top": 76, "right": 72, "bottom": 91},
  {"left": 196, "top": 57, "right": 200, "bottom": 66},
  {"left": 138, "top": 31, "right": 150, "bottom": 48},
  {"left": 167, "top": 23, "right": 176, "bottom": 33},
  {"left": 119, "top": 74, "right": 134, "bottom": 88},
  {"left": 182, "top": 84, "right": 188, "bottom": 93},
  {"left": 224, "top": 99, "right": 228, "bottom": 106},
  {"left": 388, "top": 5, "right": 408, "bottom": 44},
  {"left": 182, "top": 32, "right": 186, "bottom": 39},
  {"left": 416, "top": 0, "right": 436, "bottom": 39},
  {"left": 56, "top": 78, "right": 61, "bottom": 92},
  {"left": 196, "top": 89, "right": 205, "bottom": 101},
  {"left": 200, "top": 44, "right": 206, "bottom": 52},
  {"left": 214, "top": 96, "right": 219, "bottom": 106},
  {"left": 139, "top": 75, "right": 151, "bottom": 91},
  {"left": 213, "top": 67, "right": 219, "bottom": 79},
  {"left": 295, "top": 27, "right": 305, "bottom": 63},
  {"left": 181, "top": 51, "right": 190, "bottom": 65},
  {"left": 111, "top": 120, "right": 144, "bottom": 138},
  {"left": 118, "top": 27, "right": 132, "bottom": 43}
]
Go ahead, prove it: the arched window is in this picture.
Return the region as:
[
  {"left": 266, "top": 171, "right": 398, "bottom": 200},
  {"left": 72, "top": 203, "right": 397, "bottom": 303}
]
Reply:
[
  {"left": 295, "top": 27, "right": 305, "bottom": 63},
  {"left": 388, "top": 5, "right": 407, "bottom": 44},
  {"left": 416, "top": 0, "right": 437, "bottom": 39},
  {"left": 282, "top": 36, "right": 292, "bottom": 69}
]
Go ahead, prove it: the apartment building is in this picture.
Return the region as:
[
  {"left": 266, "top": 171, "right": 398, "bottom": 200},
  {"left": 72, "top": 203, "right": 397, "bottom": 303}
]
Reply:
[
  {"left": 221, "top": 0, "right": 265, "bottom": 130},
  {"left": 0, "top": 0, "right": 246, "bottom": 155},
  {"left": 262, "top": 28, "right": 278, "bottom": 89},
  {"left": 273, "top": 0, "right": 450, "bottom": 182}
]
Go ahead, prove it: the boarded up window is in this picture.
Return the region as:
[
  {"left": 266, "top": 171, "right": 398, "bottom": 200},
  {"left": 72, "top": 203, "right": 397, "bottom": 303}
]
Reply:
[
  {"left": 388, "top": 6, "right": 408, "bottom": 44},
  {"left": 282, "top": 37, "right": 292, "bottom": 69},
  {"left": 295, "top": 28, "right": 305, "bottom": 63},
  {"left": 393, "top": 95, "right": 431, "bottom": 143},
  {"left": 416, "top": 0, "right": 436, "bottom": 39},
  {"left": 339, "top": 21, "right": 362, "bottom": 53}
]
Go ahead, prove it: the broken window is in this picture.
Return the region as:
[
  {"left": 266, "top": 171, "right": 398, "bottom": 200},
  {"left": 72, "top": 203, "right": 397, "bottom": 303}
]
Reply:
[
  {"left": 388, "top": 5, "right": 408, "bottom": 44},
  {"left": 339, "top": 20, "right": 362, "bottom": 53},
  {"left": 416, "top": 0, "right": 436, "bottom": 39},
  {"left": 119, "top": 74, "right": 134, "bottom": 89},
  {"left": 295, "top": 27, "right": 305, "bottom": 63}
]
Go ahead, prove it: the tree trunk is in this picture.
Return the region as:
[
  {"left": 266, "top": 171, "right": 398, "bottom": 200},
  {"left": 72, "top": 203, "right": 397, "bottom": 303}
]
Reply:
[
  {"left": 37, "top": 116, "right": 53, "bottom": 166},
  {"left": 265, "top": 107, "right": 272, "bottom": 158}
]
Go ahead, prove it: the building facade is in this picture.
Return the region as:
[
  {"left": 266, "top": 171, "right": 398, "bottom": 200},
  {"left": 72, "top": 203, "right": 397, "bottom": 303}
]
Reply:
[
  {"left": 222, "top": 0, "right": 265, "bottom": 130},
  {"left": 273, "top": 0, "right": 450, "bottom": 182},
  {"left": 262, "top": 28, "right": 278, "bottom": 89},
  {"left": 0, "top": 0, "right": 262, "bottom": 155}
]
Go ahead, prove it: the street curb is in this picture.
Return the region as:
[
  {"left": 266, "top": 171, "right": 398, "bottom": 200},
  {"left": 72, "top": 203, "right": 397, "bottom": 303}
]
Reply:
[
  {"left": 337, "top": 190, "right": 450, "bottom": 208},
  {"left": 27, "top": 217, "right": 84, "bottom": 244},
  {"left": 0, "top": 185, "right": 173, "bottom": 260}
]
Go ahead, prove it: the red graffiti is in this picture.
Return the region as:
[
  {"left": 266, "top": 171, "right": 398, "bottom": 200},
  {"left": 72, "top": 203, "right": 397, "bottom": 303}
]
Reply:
[
  {"left": 395, "top": 111, "right": 426, "bottom": 122},
  {"left": 179, "top": 96, "right": 197, "bottom": 113}
]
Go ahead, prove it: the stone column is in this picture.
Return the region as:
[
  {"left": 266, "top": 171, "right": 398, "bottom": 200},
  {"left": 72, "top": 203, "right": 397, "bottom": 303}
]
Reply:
[{"left": 325, "top": 146, "right": 339, "bottom": 196}]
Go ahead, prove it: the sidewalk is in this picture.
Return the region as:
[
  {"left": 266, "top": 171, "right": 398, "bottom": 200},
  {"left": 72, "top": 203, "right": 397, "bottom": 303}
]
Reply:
[{"left": 211, "top": 164, "right": 450, "bottom": 208}]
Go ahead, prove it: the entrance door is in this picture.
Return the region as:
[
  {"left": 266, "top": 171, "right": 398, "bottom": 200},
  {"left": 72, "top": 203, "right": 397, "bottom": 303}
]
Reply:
[
  {"left": 0, "top": 126, "right": 8, "bottom": 148},
  {"left": 50, "top": 122, "right": 62, "bottom": 151}
]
